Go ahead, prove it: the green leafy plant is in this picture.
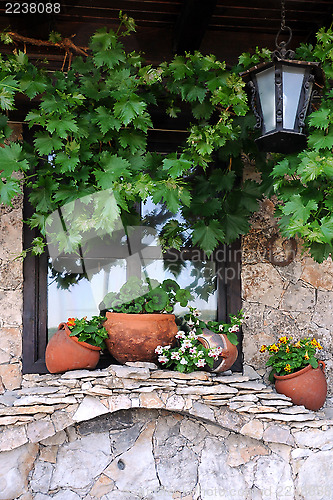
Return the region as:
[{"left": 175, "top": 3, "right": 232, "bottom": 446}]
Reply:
[
  {"left": 260, "top": 336, "right": 323, "bottom": 382},
  {"left": 100, "top": 277, "right": 192, "bottom": 314},
  {"left": 1, "top": 21, "right": 333, "bottom": 262},
  {"left": 66, "top": 316, "right": 108, "bottom": 348},
  {"left": 206, "top": 310, "right": 244, "bottom": 346},
  {"left": 155, "top": 307, "right": 242, "bottom": 373}
]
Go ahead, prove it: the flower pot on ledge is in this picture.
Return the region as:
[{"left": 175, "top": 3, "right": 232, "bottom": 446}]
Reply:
[
  {"left": 103, "top": 312, "right": 178, "bottom": 363},
  {"left": 274, "top": 361, "right": 327, "bottom": 411},
  {"left": 45, "top": 322, "right": 101, "bottom": 373},
  {"left": 197, "top": 328, "right": 238, "bottom": 373}
]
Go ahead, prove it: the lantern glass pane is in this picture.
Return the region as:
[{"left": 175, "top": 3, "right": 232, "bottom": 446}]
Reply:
[
  {"left": 282, "top": 65, "right": 306, "bottom": 130},
  {"left": 255, "top": 67, "right": 275, "bottom": 133}
]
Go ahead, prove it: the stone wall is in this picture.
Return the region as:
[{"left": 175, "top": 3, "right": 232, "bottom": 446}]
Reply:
[
  {"left": 0, "top": 364, "right": 333, "bottom": 500},
  {"left": 242, "top": 198, "right": 333, "bottom": 394},
  {"left": 2, "top": 156, "right": 333, "bottom": 498}
]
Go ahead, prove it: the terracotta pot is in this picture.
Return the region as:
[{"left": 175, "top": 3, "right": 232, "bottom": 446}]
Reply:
[
  {"left": 274, "top": 361, "right": 327, "bottom": 411},
  {"left": 197, "top": 328, "right": 238, "bottom": 373},
  {"left": 103, "top": 312, "right": 178, "bottom": 363},
  {"left": 45, "top": 322, "right": 101, "bottom": 374}
]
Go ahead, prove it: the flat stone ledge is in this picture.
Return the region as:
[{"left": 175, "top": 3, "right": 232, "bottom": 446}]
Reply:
[{"left": 0, "top": 363, "right": 329, "bottom": 452}]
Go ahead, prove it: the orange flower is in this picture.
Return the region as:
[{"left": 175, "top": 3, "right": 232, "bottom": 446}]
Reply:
[
  {"left": 67, "top": 318, "right": 76, "bottom": 327},
  {"left": 284, "top": 364, "right": 292, "bottom": 372}
]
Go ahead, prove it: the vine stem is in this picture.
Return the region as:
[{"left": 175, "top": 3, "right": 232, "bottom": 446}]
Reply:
[{"left": 4, "top": 31, "right": 89, "bottom": 57}]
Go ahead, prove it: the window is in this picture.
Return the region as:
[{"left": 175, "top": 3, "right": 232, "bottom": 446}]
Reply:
[
  {"left": 22, "top": 128, "right": 242, "bottom": 374},
  {"left": 23, "top": 205, "right": 242, "bottom": 374}
]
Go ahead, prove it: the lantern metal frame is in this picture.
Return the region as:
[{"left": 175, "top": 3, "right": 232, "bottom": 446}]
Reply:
[{"left": 241, "top": 6, "right": 324, "bottom": 154}]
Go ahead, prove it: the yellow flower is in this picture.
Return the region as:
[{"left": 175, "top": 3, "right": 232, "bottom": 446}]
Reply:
[
  {"left": 269, "top": 344, "right": 279, "bottom": 353},
  {"left": 294, "top": 341, "right": 301, "bottom": 348},
  {"left": 260, "top": 345, "right": 267, "bottom": 353},
  {"left": 285, "top": 346, "right": 290, "bottom": 353},
  {"left": 279, "top": 336, "right": 288, "bottom": 344},
  {"left": 311, "top": 338, "right": 323, "bottom": 349},
  {"left": 284, "top": 364, "right": 292, "bottom": 372},
  {"left": 304, "top": 351, "right": 310, "bottom": 360}
]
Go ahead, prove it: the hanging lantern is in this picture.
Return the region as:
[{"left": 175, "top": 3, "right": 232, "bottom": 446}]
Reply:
[{"left": 241, "top": 3, "right": 324, "bottom": 154}]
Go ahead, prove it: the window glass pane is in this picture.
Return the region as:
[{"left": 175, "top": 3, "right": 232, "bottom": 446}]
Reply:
[
  {"left": 141, "top": 196, "right": 189, "bottom": 246},
  {"left": 47, "top": 256, "right": 127, "bottom": 338},
  {"left": 255, "top": 67, "right": 276, "bottom": 133},
  {"left": 142, "top": 259, "right": 218, "bottom": 321},
  {"left": 282, "top": 65, "right": 306, "bottom": 129}
]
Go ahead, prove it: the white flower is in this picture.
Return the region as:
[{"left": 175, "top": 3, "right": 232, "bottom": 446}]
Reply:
[
  {"left": 193, "top": 309, "right": 200, "bottom": 317},
  {"left": 171, "top": 351, "right": 180, "bottom": 360},
  {"left": 158, "top": 355, "right": 169, "bottom": 364},
  {"left": 163, "top": 344, "right": 171, "bottom": 350},
  {"left": 189, "top": 347, "right": 197, "bottom": 354},
  {"left": 218, "top": 324, "right": 224, "bottom": 332},
  {"left": 229, "top": 325, "right": 239, "bottom": 333},
  {"left": 188, "top": 330, "right": 197, "bottom": 340},
  {"left": 155, "top": 345, "right": 164, "bottom": 354},
  {"left": 175, "top": 330, "right": 186, "bottom": 339},
  {"left": 180, "top": 358, "right": 188, "bottom": 365},
  {"left": 196, "top": 359, "right": 205, "bottom": 368},
  {"left": 181, "top": 339, "right": 193, "bottom": 349}
]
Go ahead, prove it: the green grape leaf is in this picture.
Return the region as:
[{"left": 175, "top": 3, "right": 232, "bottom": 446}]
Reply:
[{"left": 192, "top": 220, "right": 225, "bottom": 256}]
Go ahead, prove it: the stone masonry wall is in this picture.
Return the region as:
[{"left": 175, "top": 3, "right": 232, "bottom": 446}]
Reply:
[
  {"left": 242, "top": 198, "right": 333, "bottom": 395},
  {"left": 2, "top": 154, "right": 333, "bottom": 499}
]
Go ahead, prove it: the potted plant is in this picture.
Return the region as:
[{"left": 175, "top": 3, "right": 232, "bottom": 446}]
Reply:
[
  {"left": 45, "top": 316, "right": 108, "bottom": 373},
  {"left": 100, "top": 277, "right": 193, "bottom": 363},
  {"left": 260, "top": 336, "right": 327, "bottom": 410},
  {"left": 155, "top": 307, "right": 242, "bottom": 373}
]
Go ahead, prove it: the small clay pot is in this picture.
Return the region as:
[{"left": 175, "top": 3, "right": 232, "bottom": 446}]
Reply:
[
  {"left": 45, "top": 322, "right": 101, "bottom": 373},
  {"left": 274, "top": 361, "right": 327, "bottom": 411},
  {"left": 197, "top": 328, "right": 238, "bottom": 372},
  {"left": 103, "top": 312, "right": 178, "bottom": 363}
]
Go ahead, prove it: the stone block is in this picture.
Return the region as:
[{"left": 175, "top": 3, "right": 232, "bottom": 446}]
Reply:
[
  {"left": 0, "top": 442, "right": 38, "bottom": 500},
  {"left": 0, "top": 290, "right": 23, "bottom": 326},
  {"left": 50, "top": 432, "right": 111, "bottom": 490},
  {"left": 199, "top": 437, "right": 250, "bottom": 499},
  {"left": 296, "top": 450, "right": 333, "bottom": 500},
  {"left": 72, "top": 395, "right": 109, "bottom": 422},
  {"left": 30, "top": 461, "right": 53, "bottom": 493},
  {"left": 242, "top": 263, "right": 284, "bottom": 308},
  {"left": 240, "top": 419, "right": 264, "bottom": 440},
  {"left": 281, "top": 282, "right": 316, "bottom": 312},
  {"left": 26, "top": 418, "right": 56, "bottom": 443},
  {"left": 226, "top": 433, "right": 269, "bottom": 466},
  {"left": 140, "top": 392, "right": 164, "bottom": 409},
  {"left": 301, "top": 256, "right": 333, "bottom": 291},
  {"left": 0, "top": 363, "right": 22, "bottom": 390},
  {"left": 104, "top": 421, "right": 159, "bottom": 495},
  {"left": 313, "top": 290, "right": 333, "bottom": 329},
  {"left": 263, "top": 424, "right": 295, "bottom": 446},
  {"left": 0, "top": 425, "right": 28, "bottom": 452}
]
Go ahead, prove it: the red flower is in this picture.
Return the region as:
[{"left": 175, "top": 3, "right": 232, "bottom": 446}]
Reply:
[{"left": 67, "top": 318, "right": 76, "bottom": 327}]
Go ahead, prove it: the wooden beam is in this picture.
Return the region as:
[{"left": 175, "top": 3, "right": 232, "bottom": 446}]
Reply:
[{"left": 172, "top": 0, "right": 217, "bottom": 54}]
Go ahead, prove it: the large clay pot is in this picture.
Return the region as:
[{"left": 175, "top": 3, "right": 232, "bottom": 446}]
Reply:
[
  {"left": 274, "top": 361, "right": 327, "bottom": 411},
  {"left": 197, "top": 328, "right": 238, "bottom": 373},
  {"left": 45, "top": 322, "right": 101, "bottom": 373},
  {"left": 103, "top": 312, "right": 178, "bottom": 363}
]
